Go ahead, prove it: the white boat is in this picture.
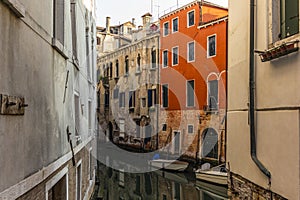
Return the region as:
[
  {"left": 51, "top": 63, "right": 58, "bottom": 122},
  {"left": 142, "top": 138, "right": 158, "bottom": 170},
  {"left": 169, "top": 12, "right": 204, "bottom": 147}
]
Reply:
[
  {"left": 195, "top": 163, "right": 228, "bottom": 185},
  {"left": 196, "top": 170, "right": 228, "bottom": 185},
  {"left": 148, "top": 159, "right": 189, "bottom": 172}
]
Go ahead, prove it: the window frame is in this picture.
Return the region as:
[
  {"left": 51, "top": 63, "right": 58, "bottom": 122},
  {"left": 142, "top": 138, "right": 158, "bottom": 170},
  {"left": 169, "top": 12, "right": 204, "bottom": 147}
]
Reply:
[
  {"left": 162, "top": 84, "right": 169, "bottom": 108},
  {"left": 187, "top": 124, "right": 194, "bottom": 134},
  {"left": 207, "top": 34, "right": 217, "bottom": 58},
  {"left": 187, "top": 41, "right": 195, "bottom": 62},
  {"left": 163, "top": 21, "right": 169, "bottom": 36},
  {"left": 187, "top": 9, "right": 195, "bottom": 28},
  {"left": 162, "top": 49, "right": 169, "bottom": 68},
  {"left": 186, "top": 79, "right": 195, "bottom": 107},
  {"left": 172, "top": 46, "right": 179, "bottom": 66},
  {"left": 172, "top": 17, "right": 179, "bottom": 33}
]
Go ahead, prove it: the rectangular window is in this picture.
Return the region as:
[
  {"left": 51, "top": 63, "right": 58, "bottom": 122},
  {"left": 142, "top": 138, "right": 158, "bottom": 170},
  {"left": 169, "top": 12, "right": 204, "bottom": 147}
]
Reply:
[
  {"left": 119, "top": 92, "right": 125, "bottom": 107},
  {"left": 162, "top": 123, "right": 167, "bottom": 131},
  {"left": 129, "top": 91, "right": 136, "bottom": 107},
  {"left": 119, "top": 119, "right": 125, "bottom": 132},
  {"left": 76, "top": 162, "right": 82, "bottom": 200},
  {"left": 70, "top": 2, "right": 77, "bottom": 57},
  {"left": 172, "top": 47, "right": 179, "bottom": 66},
  {"left": 163, "top": 22, "right": 169, "bottom": 36},
  {"left": 187, "top": 80, "right": 195, "bottom": 107},
  {"left": 74, "top": 94, "right": 80, "bottom": 136},
  {"left": 116, "top": 60, "right": 119, "bottom": 77},
  {"left": 188, "top": 41, "right": 195, "bottom": 62},
  {"left": 163, "top": 50, "right": 168, "bottom": 68},
  {"left": 46, "top": 167, "right": 68, "bottom": 200},
  {"left": 207, "top": 35, "right": 216, "bottom": 57},
  {"left": 208, "top": 80, "right": 218, "bottom": 110},
  {"left": 172, "top": 17, "right": 178, "bottom": 33},
  {"left": 105, "top": 91, "right": 109, "bottom": 108},
  {"left": 280, "top": 0, "right": 299, "bottom": 39},
  {"left": 162, "top": 84, "right": 169, "bottom": 108},
  {"left": 89, "top": 149, "right": 93, "bottom": 180},
  {"left": 187, "top": 10, "right": 195, "bottom": 27},
  {"left": 147, "top": 89, "right": 156, "bottom": 108},
  {"left": 88, "top": 101, "right": 92, "bottom": 130},
  {"left": 187, "top": 125, "right": 194, "bottom": 134},
  {"left": 54, "top": 0, "right": 65, "bottom": 44},
  {"left": 113, "top": 88, "right": 119, "bottom": 99}
]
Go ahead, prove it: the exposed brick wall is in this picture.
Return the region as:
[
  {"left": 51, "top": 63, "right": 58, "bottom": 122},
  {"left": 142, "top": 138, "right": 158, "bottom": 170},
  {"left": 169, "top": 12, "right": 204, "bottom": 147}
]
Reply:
[{"left": 228, "top": 173, "right": 287, "bottom": 200}]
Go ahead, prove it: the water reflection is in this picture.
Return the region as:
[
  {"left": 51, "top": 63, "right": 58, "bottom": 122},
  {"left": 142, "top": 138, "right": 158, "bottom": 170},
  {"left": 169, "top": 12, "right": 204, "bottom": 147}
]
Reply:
[{"left": 92, "top": 163, "right": 228, "bottom": 200}]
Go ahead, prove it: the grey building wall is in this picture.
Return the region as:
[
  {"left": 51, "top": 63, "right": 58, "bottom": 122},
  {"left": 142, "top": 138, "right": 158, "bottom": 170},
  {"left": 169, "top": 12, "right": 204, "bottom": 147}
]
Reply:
[{"left": 0, "top": 0, "right": 97, "bottom": 197}]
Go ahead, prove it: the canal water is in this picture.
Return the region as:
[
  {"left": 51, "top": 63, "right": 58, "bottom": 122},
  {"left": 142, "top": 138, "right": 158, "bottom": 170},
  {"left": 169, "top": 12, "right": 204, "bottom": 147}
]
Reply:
[
  {"left": 91, "top": 163, "right": 228, "bottom": 200},
  {"left": 91, "top": 142, "right": 228, "bottom": 200}
]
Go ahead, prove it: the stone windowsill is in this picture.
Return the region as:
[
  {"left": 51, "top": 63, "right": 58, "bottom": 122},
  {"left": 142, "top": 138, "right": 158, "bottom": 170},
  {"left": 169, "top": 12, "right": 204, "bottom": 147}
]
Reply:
[
  {"left": 2, "top": 0, "right": 25, "bottom": 18},
  {"left": 52, "top": 38, "right": 69, "bottom": 59}
]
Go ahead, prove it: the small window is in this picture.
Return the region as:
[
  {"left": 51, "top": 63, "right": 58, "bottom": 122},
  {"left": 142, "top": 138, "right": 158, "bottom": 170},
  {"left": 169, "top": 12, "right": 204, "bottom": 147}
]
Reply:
[
  {"left": 129, "top": 91, "right": 136, "bottom": 108},
  {"left": 76, "top": 162, "right": 82, "bottom": 200},
  {"left": 188, "top": 125, "right": 194, "bottom": 134},
  {"left": 187, "top": 41, "right": 195, "bottom": 62},
  {"left": 137, "top": 54, "right": 141, "bottom": 72},
  {"left": 105, "top": 91, "right": 109, "bottom": 108},
  {"left": 125, "top": 56, "right": 129, "bottom": 75},
  {"left": 116, "top": 60, "right": 119, "bottom": 77},
  {"left": 187, "top": 10, "right": 195, "bottom": 27},
  {"left": 74, "top": 94, "right": 80, "bottom": 136},
  {"left": 162, "top": 84, "right": 169, "bottom": 108},
  {"left": 113, "top": 88, "right": 119, "bottom": 99},
  {"left": 172, "top": 17, "right": 178, "bottom": 33},
  {"left": 187, "top": 80, "right": 195, "bottom": 107},
  {"left": 163, "top": 22, "right": 169, "bottom": 36},
  {"left": 280, "top": 0, "right": 299, "bottom": 39},
  {"left": 109, "top": 62, "right": 113, "bottom": 78},
  {"left": 148, "top": 89, "right": 157, "bottom": 107},
  {"left": 207, "top": 35, "right": 216, "bottom": 57},
  {"left": 163, "top": 50, "right": 168, "bottom": 68},
  {"left": 172, "top": 47, "right": 179, "bottom": 66},
  {"left": 119, "top": 92, "right": 125, "bottom": 107},
  {"left": 151, "top": 47, "right": 156, "bottom": 69},
  {"left": 162, "top": 124, "right": 167, "bottom": 131}
]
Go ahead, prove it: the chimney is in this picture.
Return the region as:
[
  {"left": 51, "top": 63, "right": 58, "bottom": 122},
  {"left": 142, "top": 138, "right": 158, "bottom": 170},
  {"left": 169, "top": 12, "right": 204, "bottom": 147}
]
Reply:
[
  {"left": 106, "top": 16, "right": 111, "bottom": 33},
  {"left": 132, "top": 18, "right": 135, "bottom": 26}
]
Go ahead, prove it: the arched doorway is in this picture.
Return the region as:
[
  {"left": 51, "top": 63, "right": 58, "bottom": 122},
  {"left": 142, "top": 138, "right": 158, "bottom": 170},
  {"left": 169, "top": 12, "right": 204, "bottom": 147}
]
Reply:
[{"left": 201, "top": 128, "right": 218, "bottom": 159}]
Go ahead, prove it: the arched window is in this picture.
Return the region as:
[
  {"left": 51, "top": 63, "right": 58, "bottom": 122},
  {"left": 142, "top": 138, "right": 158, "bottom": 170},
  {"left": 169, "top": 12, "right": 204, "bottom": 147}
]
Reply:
[
  {"left": 109, "top": 62, "right": 113, "bottom": 78},
  {"left": 125, "top": 56, "right": 129, "bottom": 75},
  {"left": 137, "top": 53, "right": 141, "bottom": 72},
  {"left": 201, "top": 128, "right": 218, "bottom": 159},
  {"left": 115, "top": 59, "right": 119, "bottom": 77},
  {"left": 151, "top": 47, "right": 156, "bottom": 69}
]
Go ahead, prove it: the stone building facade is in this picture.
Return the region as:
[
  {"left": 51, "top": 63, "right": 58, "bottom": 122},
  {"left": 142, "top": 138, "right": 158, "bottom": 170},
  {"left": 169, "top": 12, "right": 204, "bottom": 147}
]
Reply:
[
  {"left": 97, "top": 14, "right": 160, "bottom": 151},
  {"left": 158, "top": 1, "right": 228, "bottom": 164},
  {"left": 227, "top": 0, "right": 300, "bottom": 199},
  {"left": 0, "top": 0, "right": 97, "bottom": 199}
]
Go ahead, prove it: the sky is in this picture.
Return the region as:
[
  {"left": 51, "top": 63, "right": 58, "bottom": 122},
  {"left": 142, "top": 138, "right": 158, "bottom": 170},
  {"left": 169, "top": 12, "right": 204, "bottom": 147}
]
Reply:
[{"left": 95, "top": 0, "right": 228, "bottom": 27}]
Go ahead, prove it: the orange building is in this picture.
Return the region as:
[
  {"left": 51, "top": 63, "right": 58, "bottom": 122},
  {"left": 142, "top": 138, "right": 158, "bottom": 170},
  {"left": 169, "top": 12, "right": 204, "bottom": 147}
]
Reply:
[{"left": 158, "top": 1, "right": 228, "bottom": 164}]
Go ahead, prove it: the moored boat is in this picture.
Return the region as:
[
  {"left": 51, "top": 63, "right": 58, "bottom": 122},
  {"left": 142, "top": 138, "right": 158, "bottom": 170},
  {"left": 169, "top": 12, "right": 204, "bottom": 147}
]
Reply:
[{"left": 149, "top": 159, "right": 189, "bottom": 172}]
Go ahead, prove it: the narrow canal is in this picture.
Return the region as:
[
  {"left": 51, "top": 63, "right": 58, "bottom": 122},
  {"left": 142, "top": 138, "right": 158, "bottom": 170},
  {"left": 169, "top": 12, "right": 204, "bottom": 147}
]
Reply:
[{"left": 91, "top": 142, "right": 228, "bottom": 200}]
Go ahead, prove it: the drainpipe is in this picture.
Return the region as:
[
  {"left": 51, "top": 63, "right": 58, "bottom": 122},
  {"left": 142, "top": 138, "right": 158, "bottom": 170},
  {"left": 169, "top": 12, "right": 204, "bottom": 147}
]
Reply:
[{"left": 249, "top": 0, "right": 271, "bottom": 181}]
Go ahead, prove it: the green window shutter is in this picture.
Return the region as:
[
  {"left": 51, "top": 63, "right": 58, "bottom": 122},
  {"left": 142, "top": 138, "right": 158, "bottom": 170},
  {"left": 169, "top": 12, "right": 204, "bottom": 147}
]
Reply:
[{"left": 281, "top": 0, "right": 299, "bottom": 38}]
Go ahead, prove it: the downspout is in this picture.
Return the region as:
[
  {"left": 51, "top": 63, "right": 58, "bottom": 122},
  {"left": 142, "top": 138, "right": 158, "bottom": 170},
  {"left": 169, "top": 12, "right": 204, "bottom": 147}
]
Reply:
[{"left": 249, "top": 0, "right": 271, "bottom": 182}]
